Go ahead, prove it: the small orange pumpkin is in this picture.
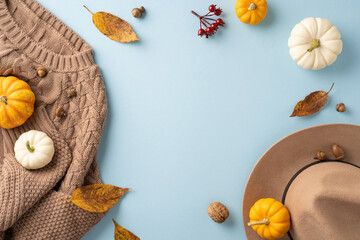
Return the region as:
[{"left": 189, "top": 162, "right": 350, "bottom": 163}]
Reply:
[
  {"left": 248, "top": 198, "right": 290, "bottom": 240},
  {"left": 235, "top": 0, "right": 268, "bottom": 25},
  {"left": 0, "top": 76, "right": 35, "bottom": 129}
]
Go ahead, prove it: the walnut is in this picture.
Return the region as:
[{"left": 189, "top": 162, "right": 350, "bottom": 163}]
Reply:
[{"left": 207, "top": 202, "right": 229, "bottom": 223}]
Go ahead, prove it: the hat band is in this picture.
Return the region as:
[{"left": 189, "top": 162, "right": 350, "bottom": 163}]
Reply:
[{"left": 281, "top": 160, "right": 360, "bottom": 240}]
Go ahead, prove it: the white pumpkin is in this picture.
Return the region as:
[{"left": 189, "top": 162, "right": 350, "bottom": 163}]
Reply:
[
  {"left": 288, "top": 17, "right": 343, "bottom": 70},
  {"left": 14, "top": 130, "right": 55, "bottom": 170}
]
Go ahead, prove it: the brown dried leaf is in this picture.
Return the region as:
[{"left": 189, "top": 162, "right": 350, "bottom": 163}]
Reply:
[
  {"left": 113, "top": 219, "right": 140, "bottom": 240},
  {"left": 290, "top": 83, "right": 334, "bottom": 117},
  {"left": 84, "top": 6, "right": 139, "bottom": 43},
  {"left": 63, "top": 184, "right": 130, "bottom": 213}
]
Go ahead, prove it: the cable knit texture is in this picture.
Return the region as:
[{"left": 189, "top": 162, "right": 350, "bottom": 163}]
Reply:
[{"left": 0, "top": 0, "right": 108, "bottom": 239}]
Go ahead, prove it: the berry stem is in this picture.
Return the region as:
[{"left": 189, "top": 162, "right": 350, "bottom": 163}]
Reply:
[
  {"left": 205, "top": 11, "right": 217, "bottom": 17},
  {"left": 202, "top": 19, "right": 211, "bottom": 25},
  {"left": 203, "top": 17, "right": 217, "bottom": 21},
  {"left": 192, "top": 5, "right": 224, "bottom": 38},
  {"left": 191, "top": 10, "right": 201, "bottom": 18}
]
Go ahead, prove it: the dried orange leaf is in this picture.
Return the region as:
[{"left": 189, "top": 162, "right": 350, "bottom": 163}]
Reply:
[
  {"left": 63, "top": 184, "right": 130, "bottom": 212},
  {"left": 84, "top": 5, "right": 139, "bottom": 43},
  {"left": 113, "top": 219, "right": 140, "bottom": 240},
  {"left": 290, "top": 83, "right": 334, "bottom": 117}
]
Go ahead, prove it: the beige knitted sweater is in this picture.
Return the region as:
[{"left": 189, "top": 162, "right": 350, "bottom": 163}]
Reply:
[{"left": 0, "top": 0, "right": 108, "bottom": 239}]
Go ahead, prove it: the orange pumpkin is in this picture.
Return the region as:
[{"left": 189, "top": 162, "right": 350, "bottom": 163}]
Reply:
[
  {"left": 248, "top": 198, "right": 290, "bottom": 240},
  {"left": 0, "top": 76, "right": 35, "bottom": 129},
  {"left": 235, "top": 0, "right": 268, "bottom": 25}
]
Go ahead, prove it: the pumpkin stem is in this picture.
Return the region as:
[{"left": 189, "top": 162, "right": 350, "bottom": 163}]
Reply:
[
  {"left": 248, "top": 3, "right": 257, "bottom": 11},
  {"left": 307, "top": 39, "right": 320, "bottom": 52},
  {"left": 248, "top": 218, "right": 270, "bottom": 226},
  {"left": 83, "top": 5, "right": 94, "bottom": 15},
  {"left": 0, "top": 95, "right": 7, "bottom": 105},
  {"left": 26, "top": 141, "right": 35, "bottom": 153}
]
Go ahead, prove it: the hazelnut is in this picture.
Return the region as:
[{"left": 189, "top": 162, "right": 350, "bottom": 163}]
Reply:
[
  {"left": 336, "top": 103, "right": 346, "bottom": 112},
  {"left": 207, "top": 202, "right": 229, "bottom": 223},
  {"left": 56, "top": 107, "right": 67, "bottom": 118},
  {"left": 132, "top": 6, "right": 145, "bottom": 18},
  {"left": 36, "top": 67, "right": 47, "bottom": 77},
  {"left": 67, "top": 88, "right": 77, "bottom": 98},
  {"left": 332, "top": 144, "right": 345, "bottom": 160},
  {"left": 315, "top": 151, "right": 326, "bottom": 160}
]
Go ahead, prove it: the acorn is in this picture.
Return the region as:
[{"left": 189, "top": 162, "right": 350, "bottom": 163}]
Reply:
[
  {"left": 315, "top": 151, "right": 326, "bottom": 160},
  {"left": 36, "top": 67, "right": 47, "bottom": 77},
  {"left": 67, "top": 88, "right": 77, "bottom": 98},
  {"left": 56, "top": 107, "right": 67, "bottom": 118},
  {"left": 332, "top": 144, "right": 345, "bottom": 160},
  {"left": 132, "top": 6, "right": 145, "bottom": 18},
  {"left": 336, "top": 103, "right": 346, "bottom": 112}
]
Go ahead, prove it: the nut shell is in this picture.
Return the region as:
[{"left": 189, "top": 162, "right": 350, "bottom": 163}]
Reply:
[{"left": 208, "top": 202, "right": 229, "bottom": 223}]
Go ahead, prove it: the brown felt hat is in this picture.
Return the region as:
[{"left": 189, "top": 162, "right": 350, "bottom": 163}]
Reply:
[{"left": 243, "top": 124, "right": 360, "bottom": 240}]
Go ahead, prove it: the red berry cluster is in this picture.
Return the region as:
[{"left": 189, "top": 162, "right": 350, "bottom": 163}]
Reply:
[{"left": 191, "top": 4, "right": 225, "bottom": 38}]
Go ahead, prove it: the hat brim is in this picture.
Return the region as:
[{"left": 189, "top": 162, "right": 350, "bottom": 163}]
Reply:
[{"left": 242, "top": 123, "right": 360, "bottom": 240}]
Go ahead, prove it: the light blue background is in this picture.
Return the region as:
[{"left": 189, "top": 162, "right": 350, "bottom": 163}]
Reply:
[{"left": 37, "top": 0, "right": 359, "bottom": 239}]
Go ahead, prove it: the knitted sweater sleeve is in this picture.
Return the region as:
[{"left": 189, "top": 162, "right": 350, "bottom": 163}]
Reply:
[
  {"left": 7, "top": 161, "right": 105, "bottom": 240},
  {"left": 0, "top": 107, "right": 73, "bottom": 231}
]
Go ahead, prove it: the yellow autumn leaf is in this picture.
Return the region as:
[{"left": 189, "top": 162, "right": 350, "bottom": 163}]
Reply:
[
  {"left": 113, "top": 219, "right": 140, "bottom": 240},
  {"left": 290, "top": 83, "right": 334, "bottom": 117},
  {"left": 63, "top": 184, "right": 130, "bottom": 212},
  {"left": 84, "top": 6, "right": 139, "bottom": 43}
]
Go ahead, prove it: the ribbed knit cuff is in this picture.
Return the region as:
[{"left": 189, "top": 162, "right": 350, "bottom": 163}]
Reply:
[
  {"left": 10, "top": 190, "right": 105, "bottom": 240},
  {"left": 0, "top": 0, "right": 95, "bottom": 72}
]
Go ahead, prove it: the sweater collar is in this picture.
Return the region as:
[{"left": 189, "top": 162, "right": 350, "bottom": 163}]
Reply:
[{"left": 0, "top": 0, "right": 95, "bottom": 72}]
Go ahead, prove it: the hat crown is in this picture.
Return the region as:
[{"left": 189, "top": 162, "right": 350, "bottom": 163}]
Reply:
[{"left": 285, "top": 162, "right": 360, "bottom": 239}]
